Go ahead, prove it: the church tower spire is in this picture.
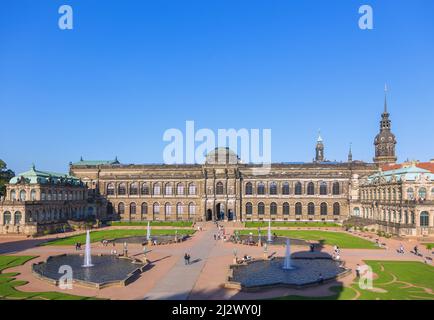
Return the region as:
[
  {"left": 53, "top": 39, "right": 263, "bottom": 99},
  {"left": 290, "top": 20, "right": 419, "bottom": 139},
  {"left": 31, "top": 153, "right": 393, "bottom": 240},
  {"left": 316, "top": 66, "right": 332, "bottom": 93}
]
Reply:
[
  {"left": 315, "top": 131, "right": 324, "bottom": 162},
  {"left": 348, "top": 143, "right": 353, "bottom": 163},
  {"left": 374, "top": 84, "right": 397, "bottom": 165}
]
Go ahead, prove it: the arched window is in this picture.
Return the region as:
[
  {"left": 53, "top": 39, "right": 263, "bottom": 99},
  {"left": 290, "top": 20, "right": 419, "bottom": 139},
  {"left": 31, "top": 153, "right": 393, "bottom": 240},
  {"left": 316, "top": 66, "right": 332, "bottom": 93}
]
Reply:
[
  {"left": 118, "top": 183, "right": 126, "bottom": 195},
  {"left": 216, "top": 182, "right": 224, "bottom": 195},
  {"left": 270, "top": 182, "right": 277, "bottom": 195},
  {"left": 353, "top": 207, "right": 360, "bottom": 216},
  {"left": 295, "top": 202, "right": 302, "bottom": 215},
  {"left": 320, "top": 182, "right": 328, "bottom": 195},
  {"left": 141, "top": 203, "right": 148, "bottom": 215},
  {"left": 258, "top": 202, "right": 265, "bottom": 215},
  {"left": 257, "top": 183, "right": 265, "bottom": 195},
  {"left": 308, "top": 202, "right": 315, "bottom": 215},
  {"left": 41, "top": 190, "right": 46, "bottom": 201},
  {"left": 283, "top": 202, "right": 289, "bottom": 215},
  {"left": 165, "top": 183, "right": 173, "bottom": 195},
  {"left": 165, "top": 203, "right": 172, "bottom": 215},
  {"left": 177, "top": 183, "right": 185, "bottom": 195},
  {"left": 153, "top": 203, "right": 160, "bottom": 214},
  {"left": 177, "top": 203, "right": 184, "bottom": 215},
  {"left": 141, "top": 183, "right": 150, "bottom": 195},
  {"left": 246, "top": 202, "right": 253, "bottom": 215},
  {"left": 332, "top": 182, "right": 340, "bottom": 195},
  {"left": 153, "top": 183, "right": 161, "bottom": 195},
  {"left": 31, "top": 189, "right": 37, "bottom": 201},
  {"left": 420, "top": 211, "right": 429, "bottom": 227},
  {"left": 295, "top": 182, "right": 302, "bottom": 195},
  {"left": 189, "top": 203, "right": 196, "bottom": 216},
  {"left": 418, "top": 188, "right": 427, "bottom": 200},
  {"left": 270, "top": 202, "right": 277, "bottom": 215},
  {"left": 245, "top": 182, "right": 253, "bottom": 195},
  {"left": 10, "top": 190, "right": 16, "bottom": 201},
  {"left": 321, "top": 203, "right": 328, "bottom": 215},
  {"left": 58, "top": 191, "right": 63, "bottom": 201},
  {"left": 188, "top": 183, "right": 196, "bottom": 195},
  {"left": 333, "top": 202, "right": 340, "bottom": 215},
  {"left": 19, "top": 190, "right": 27, "bottom": 201},
  {"left": 53, "top": 191, "right": 57, "bottom": 201},
  {"left": 282, "top": 182, "right": 290, "bottom": 195},
  {"left": 118, "top": 202, "right": 125, "bottom": 215},
  {"left": 307, "top": 182, "right": 315, "bottom": 195},
  {"left": 407, "top": 188, "right": 414, "bottom": 200},
  {"left": 130, "top": 183, "right": 138, "bottom": 195},
  {"left": 3, "top": 211, "right": 11, "bottom": 225},
  {"left": 130, "top": 203, "right": 136, "bottom": 215}
]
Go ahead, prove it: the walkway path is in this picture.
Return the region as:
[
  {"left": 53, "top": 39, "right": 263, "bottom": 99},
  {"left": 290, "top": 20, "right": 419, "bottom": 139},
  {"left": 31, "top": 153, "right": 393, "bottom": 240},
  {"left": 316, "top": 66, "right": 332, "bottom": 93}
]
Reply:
[{"left": 143, "top": 223, "right": 218, "bottom": 300}]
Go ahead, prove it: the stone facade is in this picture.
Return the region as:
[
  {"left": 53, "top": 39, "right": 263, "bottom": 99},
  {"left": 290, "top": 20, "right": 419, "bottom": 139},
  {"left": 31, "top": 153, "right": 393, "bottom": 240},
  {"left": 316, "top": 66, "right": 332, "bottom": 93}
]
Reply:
[
  {"left": 355, "top": 162, "right": 434, "bottom": 237},
  {"left": 70, "top": 149, "right": 377, "bottom": 224}
]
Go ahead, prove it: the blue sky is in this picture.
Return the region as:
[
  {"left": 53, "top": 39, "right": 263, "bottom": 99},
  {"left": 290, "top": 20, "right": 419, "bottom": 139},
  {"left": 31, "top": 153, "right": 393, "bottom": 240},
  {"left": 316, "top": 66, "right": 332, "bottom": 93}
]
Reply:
[{"left": 1, "top": 0, "right": 433, "bottom": 174}]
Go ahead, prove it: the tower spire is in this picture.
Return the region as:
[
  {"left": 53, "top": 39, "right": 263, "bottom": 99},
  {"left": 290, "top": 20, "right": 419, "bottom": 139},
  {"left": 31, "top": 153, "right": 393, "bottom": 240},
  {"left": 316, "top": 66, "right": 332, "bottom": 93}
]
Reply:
[
  {"left": 384, "top": 83, "right": 388, "bottom": 114},
  {"left": 348, "top": 143, "right": 353, "bottom": 162}
]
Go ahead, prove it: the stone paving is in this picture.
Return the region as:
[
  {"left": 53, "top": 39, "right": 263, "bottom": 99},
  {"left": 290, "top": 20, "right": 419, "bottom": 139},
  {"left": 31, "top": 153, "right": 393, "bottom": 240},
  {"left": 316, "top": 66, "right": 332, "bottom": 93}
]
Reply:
[{"left": 0, "top": 223, "right": 433, "bottom": 300}]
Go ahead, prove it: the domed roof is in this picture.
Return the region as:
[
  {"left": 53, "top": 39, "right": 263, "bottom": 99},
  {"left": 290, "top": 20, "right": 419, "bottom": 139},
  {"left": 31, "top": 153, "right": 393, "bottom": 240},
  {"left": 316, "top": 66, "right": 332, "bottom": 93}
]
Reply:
[{"left": 205, "top": 147, "right": 240, "bottom": 164}]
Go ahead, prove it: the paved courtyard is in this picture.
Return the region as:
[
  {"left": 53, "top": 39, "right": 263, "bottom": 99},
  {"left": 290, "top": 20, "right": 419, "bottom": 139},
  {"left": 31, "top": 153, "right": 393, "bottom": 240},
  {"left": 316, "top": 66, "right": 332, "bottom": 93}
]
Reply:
[{"left": 0, "top": 223, "right": 433, "bottom": 300}]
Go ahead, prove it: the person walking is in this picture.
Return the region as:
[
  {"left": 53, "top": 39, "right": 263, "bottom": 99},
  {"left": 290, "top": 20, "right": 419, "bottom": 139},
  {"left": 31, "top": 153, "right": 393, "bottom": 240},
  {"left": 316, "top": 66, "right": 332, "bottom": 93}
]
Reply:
[
  {"left": 187, "top": 254, "right": 191, "bottom": 265},
  {"left": 356, "top": 264, "right": 361, "bottom": 278},
  {"left": 184, "top": 253, "right": 189, "bottom": 265}
]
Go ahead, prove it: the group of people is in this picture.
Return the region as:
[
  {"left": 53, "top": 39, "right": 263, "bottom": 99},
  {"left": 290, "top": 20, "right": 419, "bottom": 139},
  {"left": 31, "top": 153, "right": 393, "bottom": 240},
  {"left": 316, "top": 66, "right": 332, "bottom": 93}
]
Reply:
[
  {"left": 214, "top": 224, "right": 227, "bottom": 241},
  {"left": 74, "top": 242, "right": 82, "bottom": 250}
]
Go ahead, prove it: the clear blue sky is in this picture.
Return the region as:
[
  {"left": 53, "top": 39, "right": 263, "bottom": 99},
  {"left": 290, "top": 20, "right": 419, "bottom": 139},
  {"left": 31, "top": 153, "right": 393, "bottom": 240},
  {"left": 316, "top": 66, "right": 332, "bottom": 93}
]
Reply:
[{"left": 1, "top": 0, "right": 433, "bottom": 174}]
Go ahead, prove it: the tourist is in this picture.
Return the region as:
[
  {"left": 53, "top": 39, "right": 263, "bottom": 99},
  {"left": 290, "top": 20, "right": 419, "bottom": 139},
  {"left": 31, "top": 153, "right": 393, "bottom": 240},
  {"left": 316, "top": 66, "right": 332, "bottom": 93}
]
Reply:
[
  {"left": 184, "top": 253, "right": 189, "bottom": 265},
  {"left": 186, "top": 254, "right": 191, "bottom": 265},
  {"left": 414, "top": 245, "right": 419, "bottom": 255},
  {"left": 214, "top": 234, "right": 217, "bottom": 241},
  {"left": 356, "top": 264, "right": 361, "bottom": 278},
  {"left": 399, "top": 244, "right": 404, "bottom": 254},
  {"left": 318, "top": 273, "right": 324, "bottom": 284}
]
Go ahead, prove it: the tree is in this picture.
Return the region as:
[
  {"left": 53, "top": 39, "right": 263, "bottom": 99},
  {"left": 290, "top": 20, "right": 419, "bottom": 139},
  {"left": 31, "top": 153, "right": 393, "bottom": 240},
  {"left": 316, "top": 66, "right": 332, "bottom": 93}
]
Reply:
[{"left": 0, "top": 160, "right": 15, "bottom": 197}]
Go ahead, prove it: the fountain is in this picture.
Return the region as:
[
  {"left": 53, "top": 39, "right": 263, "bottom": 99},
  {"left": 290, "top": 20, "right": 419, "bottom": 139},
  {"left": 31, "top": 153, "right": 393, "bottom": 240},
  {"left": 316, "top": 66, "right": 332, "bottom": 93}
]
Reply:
[
  {"left": 282, "top": 238, "right": 294, "bottom": 270},
  {"left": 82, "top": 230, "right": 93, "bottom": 268},
  {"left": 267, "top": 220, "right": 272, "bottom": 243},
  {"left": 146, "top": 221, "right": 151, "bottom": 241}
]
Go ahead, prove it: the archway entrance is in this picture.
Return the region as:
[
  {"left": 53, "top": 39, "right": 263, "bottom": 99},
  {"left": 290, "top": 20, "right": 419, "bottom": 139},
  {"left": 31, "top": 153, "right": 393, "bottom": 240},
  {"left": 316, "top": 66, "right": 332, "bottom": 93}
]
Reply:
[
  {"left": 216, "top": 203, "right": 225, "bottom": 221},
  {"left": 206, "top": 209, "right": 213, "bottom": 221},
  {"left": 228, "top": 209, "right": 234, "bottom": 221}
]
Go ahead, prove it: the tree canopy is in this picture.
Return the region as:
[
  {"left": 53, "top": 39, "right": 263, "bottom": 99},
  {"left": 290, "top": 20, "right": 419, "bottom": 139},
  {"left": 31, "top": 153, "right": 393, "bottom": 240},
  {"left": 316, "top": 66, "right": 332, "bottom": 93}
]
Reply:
[{"left": 0, "top": 160, "right": 15, "bottom": 197}]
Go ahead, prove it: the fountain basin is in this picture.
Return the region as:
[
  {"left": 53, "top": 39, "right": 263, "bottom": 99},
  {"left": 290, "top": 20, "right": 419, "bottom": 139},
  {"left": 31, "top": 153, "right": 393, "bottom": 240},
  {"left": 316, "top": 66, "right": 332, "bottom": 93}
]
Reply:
[
  {"left": 112, "top": 234, "right": 190, "bottom": 245},
  {"left": 226, "top": 257, "right": 349, "bottom": 290},
  {"left": 32, "top": 254, "right": 147, "bottom": 289},
  {"left": 232, "top": 235, "right": 309, "bottom": 246}
]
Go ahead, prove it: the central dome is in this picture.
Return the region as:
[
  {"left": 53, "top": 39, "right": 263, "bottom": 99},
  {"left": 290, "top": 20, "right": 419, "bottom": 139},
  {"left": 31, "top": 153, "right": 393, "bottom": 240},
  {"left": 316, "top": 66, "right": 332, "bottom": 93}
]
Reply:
[{"left": 205, "top": 147, "right": 240, "bottom": 164}]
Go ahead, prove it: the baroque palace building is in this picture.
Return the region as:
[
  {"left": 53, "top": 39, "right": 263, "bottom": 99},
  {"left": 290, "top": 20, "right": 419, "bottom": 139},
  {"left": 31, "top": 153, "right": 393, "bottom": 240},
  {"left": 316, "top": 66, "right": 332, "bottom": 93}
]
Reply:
[{"left": 0, "top": 93, "right": 433, "bottom": 236}]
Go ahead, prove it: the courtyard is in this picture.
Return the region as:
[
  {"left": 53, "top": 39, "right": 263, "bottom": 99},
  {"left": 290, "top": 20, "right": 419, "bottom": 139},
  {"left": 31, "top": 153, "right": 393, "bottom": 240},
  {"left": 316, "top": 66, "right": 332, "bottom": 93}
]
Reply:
[{"left": 0, "top": 222, "right": 432, "bottom": 300}]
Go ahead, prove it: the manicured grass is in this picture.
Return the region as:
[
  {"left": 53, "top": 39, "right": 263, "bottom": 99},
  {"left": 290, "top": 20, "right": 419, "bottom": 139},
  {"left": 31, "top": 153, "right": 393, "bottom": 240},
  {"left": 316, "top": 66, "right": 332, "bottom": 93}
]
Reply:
[
  {"left": 276, "top": 260, "right": 434, "bottom": 300},
  {"left": 238, "top": 229, "right": 379, "bottom": 249},
  {"left": 110, "top": 221, "right": 193, "bottom": 227},
  {"left": 423, "top": 243, "right": 434, "bottom": 250},
  {"left": 42, "top": 228, "right": 196, "bottom": 246},
  {"left": 244, "top": 221, "right": 340, "bottom": 228},
  {"left": 0, "top": 255, "right": 95, "bottom": 300}
]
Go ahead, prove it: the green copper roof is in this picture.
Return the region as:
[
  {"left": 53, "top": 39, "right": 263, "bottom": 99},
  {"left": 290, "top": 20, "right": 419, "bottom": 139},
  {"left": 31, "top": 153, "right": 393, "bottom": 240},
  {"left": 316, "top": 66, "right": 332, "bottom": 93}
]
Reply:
[
  {"left": 367, "top": 165, "right": 434, "bottom": 183},
  {"left": 71, "top": 157, "right": 120, "bottom": 166},
  {"left": 9, "top": 165, "right": 83, "bottom": 186}
]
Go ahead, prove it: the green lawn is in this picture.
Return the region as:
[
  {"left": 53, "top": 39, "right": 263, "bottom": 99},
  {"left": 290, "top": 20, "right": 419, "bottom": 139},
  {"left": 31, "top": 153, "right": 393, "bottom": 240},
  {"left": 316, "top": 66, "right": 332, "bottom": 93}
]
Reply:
[
  {"left": 0, "top": 255, "right": 95, "bottom": 300},
  {"left": 42, "top": 228, "right": 196, "bottom": 246},
  {"left": 245, "top": 221, "right": 340, "bottom": 228},
  {"left": 238, "top": 229, "right": 379, "bottom": 249},
  {"left": 110, "top": 221, "right": 193, "bottom": 227},
  {"left": 276, "top": 260, "right": 434, "bottom": 300}
]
